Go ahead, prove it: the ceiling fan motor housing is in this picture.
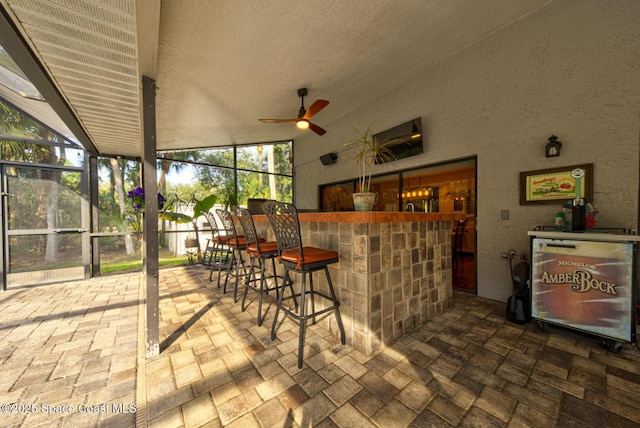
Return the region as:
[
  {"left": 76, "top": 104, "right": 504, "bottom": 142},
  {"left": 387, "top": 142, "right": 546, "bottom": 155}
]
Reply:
[{"left": 297, "top": 88, "right": 308, "bottom": 117}]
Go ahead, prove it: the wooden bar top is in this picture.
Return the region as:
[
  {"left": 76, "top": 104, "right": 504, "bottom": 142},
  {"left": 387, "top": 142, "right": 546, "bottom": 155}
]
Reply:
[{"left": 252, "top": 211, "right": 465, "bottom": 224}]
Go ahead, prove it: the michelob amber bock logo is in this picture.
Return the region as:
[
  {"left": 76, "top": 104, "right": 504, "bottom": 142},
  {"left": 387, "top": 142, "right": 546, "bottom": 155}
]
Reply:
[{"left": 540, "top": 264, "right": 617, "bottom": 295}]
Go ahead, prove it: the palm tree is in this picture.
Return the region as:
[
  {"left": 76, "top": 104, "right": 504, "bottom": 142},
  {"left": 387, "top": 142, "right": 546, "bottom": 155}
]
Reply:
[
  {"left": 157, "top": 151, "right": 199, "bottom": 193},
  {"left": 157, "top": 151, "right": 199, "bottom": 246},
  {"left": 110, "top": 158, "right": 136, "bottom": 254},
  {"left": 0, "top": 101, "right": 31, "bottom": 159}
]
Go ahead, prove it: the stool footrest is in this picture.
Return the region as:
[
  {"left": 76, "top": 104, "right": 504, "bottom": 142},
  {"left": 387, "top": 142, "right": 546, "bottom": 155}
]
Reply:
[
  {"left": 278, "top": 291, "right": 337, "bottom": 312},
  {"left": 244, "top": 273, "right": 284, "bottom": 291},
  {"left": 279, "top": 300, "right": 339, "bottom": 322}
]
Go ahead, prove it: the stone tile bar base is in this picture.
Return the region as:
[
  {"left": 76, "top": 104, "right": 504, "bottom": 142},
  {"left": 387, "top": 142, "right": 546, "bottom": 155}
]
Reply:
[{"left": 252, "top": 211, "right": 464, "bottom": 355}]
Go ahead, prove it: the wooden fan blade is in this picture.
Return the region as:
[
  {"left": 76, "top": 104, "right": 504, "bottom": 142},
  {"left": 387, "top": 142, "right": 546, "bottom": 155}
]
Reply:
[
  {"left": 303, "top": 100, "right": 329, "bottom": 120},
  {"left": 309, "top": 122, "right": 326, "bottom": 136},
  {"left": 259, "top": 118, "right": 297, "bottom": 123}
]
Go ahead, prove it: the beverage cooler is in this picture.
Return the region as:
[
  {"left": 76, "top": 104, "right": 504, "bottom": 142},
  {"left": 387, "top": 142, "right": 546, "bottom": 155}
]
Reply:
[{"left": 528, "top": 231, "right": 639, "bottom": 350}]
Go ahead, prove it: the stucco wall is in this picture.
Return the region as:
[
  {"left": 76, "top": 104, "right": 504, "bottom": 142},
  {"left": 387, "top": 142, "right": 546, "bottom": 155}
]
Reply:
[{"left": 293, "top": 0, "right": 640, "bottom": 302}]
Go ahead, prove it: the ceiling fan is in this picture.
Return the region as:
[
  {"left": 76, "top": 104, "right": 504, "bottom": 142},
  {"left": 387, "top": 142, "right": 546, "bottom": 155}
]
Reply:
[{"left": 259, "top": 88, "right": 329, "bottom": 136}]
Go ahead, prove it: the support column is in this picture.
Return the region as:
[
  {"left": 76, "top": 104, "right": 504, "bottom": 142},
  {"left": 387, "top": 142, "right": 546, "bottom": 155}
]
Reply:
[
  {"left": 142, "top": 75, "right": 159, "bottom": 357},
  {"left": 89, "top": 156, "right": 100, "bottom": 276}
]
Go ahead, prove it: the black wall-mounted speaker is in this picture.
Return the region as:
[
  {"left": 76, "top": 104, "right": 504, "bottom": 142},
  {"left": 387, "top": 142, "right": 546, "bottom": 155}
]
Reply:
[{"left": 320, "top": 152, "right": 338, "bottom": 165}]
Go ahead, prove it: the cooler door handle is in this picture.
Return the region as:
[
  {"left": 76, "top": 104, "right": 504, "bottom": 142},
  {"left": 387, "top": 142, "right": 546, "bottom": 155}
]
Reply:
[{"left": 545, "top": 243, "right": 576, "bottom": 249}]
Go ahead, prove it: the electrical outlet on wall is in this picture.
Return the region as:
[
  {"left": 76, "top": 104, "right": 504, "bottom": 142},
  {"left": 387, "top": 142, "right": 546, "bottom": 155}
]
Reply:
[{"left": 500, "top": 210, "right": 509, "bottom": 220}]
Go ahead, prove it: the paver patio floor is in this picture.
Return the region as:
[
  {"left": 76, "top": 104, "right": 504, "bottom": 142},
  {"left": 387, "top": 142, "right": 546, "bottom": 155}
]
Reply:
[{"left": 2, "top": 265, "right": 640, "bottom": 427}]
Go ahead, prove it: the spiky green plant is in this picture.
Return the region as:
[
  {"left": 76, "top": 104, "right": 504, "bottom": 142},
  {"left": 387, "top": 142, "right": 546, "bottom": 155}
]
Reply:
[{"left": 340, "top": 123, "right": 397, "bottom": 192}]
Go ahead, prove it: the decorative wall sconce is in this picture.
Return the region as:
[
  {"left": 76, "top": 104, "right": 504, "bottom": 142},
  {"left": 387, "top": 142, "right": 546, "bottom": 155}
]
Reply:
[{"left": 545, "top": 135, "right": 562, "bottom": 158}]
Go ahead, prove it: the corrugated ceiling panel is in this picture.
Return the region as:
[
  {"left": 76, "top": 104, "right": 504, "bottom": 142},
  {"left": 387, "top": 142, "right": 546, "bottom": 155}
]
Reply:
[{"left": 3, "top": 0, "right": 141, "bottom": 156}]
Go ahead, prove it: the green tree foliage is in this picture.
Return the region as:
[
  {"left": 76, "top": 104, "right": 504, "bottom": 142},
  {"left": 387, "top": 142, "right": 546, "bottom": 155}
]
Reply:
[
  {"left": 0, "top": 100, "right": 76, "bottom": 264},
  {"left": 3, "top": 98, "right": 294, "bottom": 268},
  {"left": 183, "top": 142, "right": 293, "bottom": 205}
]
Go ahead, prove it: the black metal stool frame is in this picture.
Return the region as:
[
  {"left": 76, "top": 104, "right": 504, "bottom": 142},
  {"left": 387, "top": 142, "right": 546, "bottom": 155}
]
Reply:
[
  {"left": 202, "top": 211, "right": 233, "bottom": 287},
  {"left": 263, "top": 201, "right": 346, "bottom": 368},
  {"left": 237, "top": 208, "right": 292, "bottom": 326},
  {"left": 216, "top": 208, "right": 248, "bottom": 303}
]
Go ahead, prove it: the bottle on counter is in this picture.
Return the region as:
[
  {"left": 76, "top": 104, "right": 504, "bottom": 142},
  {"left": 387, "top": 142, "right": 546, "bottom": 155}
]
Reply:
[{"left": 555, "top": 211, "right": 564, "bottom": 229}]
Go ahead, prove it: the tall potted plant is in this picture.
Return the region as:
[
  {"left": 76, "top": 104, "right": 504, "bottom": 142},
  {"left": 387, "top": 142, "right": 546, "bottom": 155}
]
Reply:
[{"left": 341, "top": 123, "right": 395, "bottom": 211}]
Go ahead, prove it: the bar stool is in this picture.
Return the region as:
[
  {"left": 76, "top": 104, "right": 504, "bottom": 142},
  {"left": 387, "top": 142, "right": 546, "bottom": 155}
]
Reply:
[
  {"left": 216, "top": 208, "right": 248, "bottom": 302},
  {"left": 201, "top": 216, "right": 214, "bottom": 266},
  {"left": 201, "top": 237, "right": 214, "bottom": 267},
  {"left": 453, "top": 218, "right": 467, "bottom": 269},
  {"left": 262, "top": 200, "right": 346, "bottom": 368},
  {"left": 237, "top": 208, "right": 291, "bottom": 326},
  {"left": 202, "top": 211, "right": 232, "bottom": 287}
]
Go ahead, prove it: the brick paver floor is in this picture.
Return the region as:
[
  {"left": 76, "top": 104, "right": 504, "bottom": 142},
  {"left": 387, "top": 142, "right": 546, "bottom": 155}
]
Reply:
[
  {"left": 2, "top": 265, "right": 640, "bottom": 427},
  {"left": 146, "top": 266, "right": 640, "bottom": 427},
  {"left": 0, "top": 273, "right": 139, "bottom": 427}
]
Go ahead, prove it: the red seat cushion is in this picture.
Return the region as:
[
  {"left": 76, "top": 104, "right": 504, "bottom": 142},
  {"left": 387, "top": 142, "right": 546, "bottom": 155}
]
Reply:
[
  {"left": 233, "top": 236, "right": 265, "bottom": 247},
  {"left": 280, "top": 247, "right": 339, "bottom": 266},
  {"left": 247, "top": 240, "right": 278, "bottom": 255},
  {"left": 229, "top": 235, "right": 251, "bottom": 246},
  {"left": 214, "top": 235, "right": 229, "bottom": 244}
]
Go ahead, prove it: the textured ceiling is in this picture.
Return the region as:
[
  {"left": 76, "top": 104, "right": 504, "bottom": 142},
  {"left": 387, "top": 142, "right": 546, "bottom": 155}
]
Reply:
[{"left": 0, "top": 0, "right": 553, "bottom": 157}]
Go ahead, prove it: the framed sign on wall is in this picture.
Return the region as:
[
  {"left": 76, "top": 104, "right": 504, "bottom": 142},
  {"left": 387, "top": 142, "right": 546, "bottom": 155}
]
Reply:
[{"left": 520, "top": 163, "right": 593, "bottom": 205}]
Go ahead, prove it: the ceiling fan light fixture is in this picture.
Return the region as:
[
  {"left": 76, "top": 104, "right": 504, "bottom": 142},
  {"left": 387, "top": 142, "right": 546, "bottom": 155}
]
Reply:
[{"left": 259, "top": 88, "right": 328, "bottom": 135}]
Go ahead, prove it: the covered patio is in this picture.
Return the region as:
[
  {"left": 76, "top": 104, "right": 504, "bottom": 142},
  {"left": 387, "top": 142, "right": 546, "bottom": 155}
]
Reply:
[
  {"left": 2, "top": 267, "right": 640, "bottom": 427},
  {"left": 1, "top": 1, "right": 640, "bottom": 427}
]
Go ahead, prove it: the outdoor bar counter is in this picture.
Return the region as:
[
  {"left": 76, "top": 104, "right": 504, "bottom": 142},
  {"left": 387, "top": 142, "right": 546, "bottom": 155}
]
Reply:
[{"left": 252, "top": 211, "right": 465, "bottom": 355}]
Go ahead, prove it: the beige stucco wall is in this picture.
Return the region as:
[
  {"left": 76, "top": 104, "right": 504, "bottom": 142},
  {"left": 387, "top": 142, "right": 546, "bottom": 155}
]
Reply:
[{"left": 293, "top": 0, "right": 640, "bottom": 302}]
